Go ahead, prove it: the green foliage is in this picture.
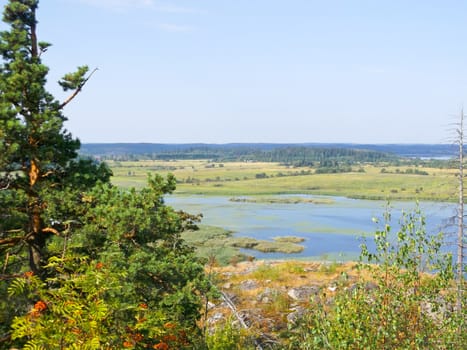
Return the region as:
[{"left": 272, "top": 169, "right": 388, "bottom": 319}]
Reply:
[
  {"left": 0, "top": 1, "right": 212, "bottom": 348},
  {"left": 9, "top": 252, "right": 209, "bottom": 349},
  {"left": 206, "top": 319, "right": 256, "bottom": 350},
  {"left": 6, "top": 174, "right": 212, "bottom": 348},
  {"left": 58, "top": 65, "right": 89, "bottom": 91},
  {"left": 288, "top": 207, "right": 466, "bottom": 349}
]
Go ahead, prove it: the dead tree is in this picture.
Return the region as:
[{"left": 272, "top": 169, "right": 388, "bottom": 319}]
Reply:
[{"left": 454, "top": 108, "right": 465, "bottom": 313}]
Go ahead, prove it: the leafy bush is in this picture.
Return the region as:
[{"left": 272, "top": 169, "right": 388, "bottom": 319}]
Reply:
[
  {"left": 287, "top": 207, "right": 466, "bottom": 349},
  {"left": 206, "top": 318, "right": 256, "bottom": 350}
]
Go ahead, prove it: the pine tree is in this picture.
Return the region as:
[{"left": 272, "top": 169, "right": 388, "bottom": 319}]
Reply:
[
  {"left": 0, "top": 0, "right": 95, "bottom": 276},
  {"left": 0, "top": 2, "right": 211, "bottom": 348}
]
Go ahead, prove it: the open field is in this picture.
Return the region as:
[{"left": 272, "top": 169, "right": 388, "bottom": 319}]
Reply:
[{"left": 109, "top": 159, "right": 457, "bottom": 201}]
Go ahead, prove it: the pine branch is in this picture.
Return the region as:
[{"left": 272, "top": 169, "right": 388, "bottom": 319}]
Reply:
[{"left": 58, "top": 67, "right": 98, "bottom": 110}]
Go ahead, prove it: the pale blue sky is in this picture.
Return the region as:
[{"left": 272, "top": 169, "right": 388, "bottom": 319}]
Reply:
[{"left": 20, "top": 0, "right": 467, "bottom": 143}]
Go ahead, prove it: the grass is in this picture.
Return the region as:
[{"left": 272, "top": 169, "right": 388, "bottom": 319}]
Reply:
[
  {"left": 109, "top": 160, "right": 457, "bottom": 201},
  {"left": 229, "top": 196, "right": 334, "bottom": 204},
  {"left": 229, "top": 237, "right": 305, "bottom": 254},
  {"left": 273, "top": 236, "right": 305, "bottom": 243},
  {"left": 181, "top": 225, "right": 247, "bottom": 265},
  {"left": 182, "top": 226, "right": 306, "bottom": 265}
]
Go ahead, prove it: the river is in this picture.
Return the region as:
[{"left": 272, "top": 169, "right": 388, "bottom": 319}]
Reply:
[{"left": 166, "top": 194, "right": 457, "bottom": 260}]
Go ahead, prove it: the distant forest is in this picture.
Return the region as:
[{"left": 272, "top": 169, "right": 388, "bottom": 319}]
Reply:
[{"left": 80, "top": 143, "right": 456, "bottom": 167}]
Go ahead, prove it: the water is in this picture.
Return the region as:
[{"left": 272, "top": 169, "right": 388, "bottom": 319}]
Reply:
[{"left": 166, "top": 194, "right": 457, "bottom": 260}]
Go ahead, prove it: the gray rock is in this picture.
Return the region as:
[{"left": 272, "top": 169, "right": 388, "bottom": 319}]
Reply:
[
  {"left": 365, "top": 281, "right": 378, "bottom": 291},
  {"left": 287, "top": 306, "right": 307, "bottom": 325},
  {"left": 256, "top": 287, "right": 278, "bottom": 303},
  {"left": 207, "top": 312, "right": 224, "bottom": 325},
  {"left": 421, "top": 296, "right": 454, "bottom": 322},
  {"left": 239, "top": 279, "right": 259, "bottom": 290},
  {"left": 287, "top": 286, "right": 320, "bottom": 301},
  {"left": 222, "top": 282, "right": 232, "bottom": 289}
]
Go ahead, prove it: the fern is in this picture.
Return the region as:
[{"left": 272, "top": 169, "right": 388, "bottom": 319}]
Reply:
[
  {"left": 11, "top": 316, "right": 31, "bottom": 339},
  {"left": 23, "top": 342, "right": 46, "bottom": 350},
  {"left": 7, "top": 278, "right": 26, "bottom": 296}
]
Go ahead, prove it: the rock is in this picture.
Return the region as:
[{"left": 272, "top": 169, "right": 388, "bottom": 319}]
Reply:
[
  {"left": 239, "top": 279, "right": 259, "bottom": 290},
  {"left": 365, "top": 281, "right": 378, "bottom": 291},
  {"left": 287, "top": 286, "right": 320, "bottom": 301},
  {"left": 233, "top": 310, "right": 253, "bottom": 327},
  {"left": 287, "top": 306, "right": 306, "bottom": 325},
  {"left": 222, "top": 282, "right": 232, "bottom": 289},
  {"left": 347, "top": 281, "right": 378, "bottom": 294},
  {"left": 256, "top": 287, "right": 278, "bottom": 303},
  {"left": 207, "top": 312, "right": 224, "bottom": 325},
  {"left": 421, "top": 296, "right": 454, "bottom": 322}
]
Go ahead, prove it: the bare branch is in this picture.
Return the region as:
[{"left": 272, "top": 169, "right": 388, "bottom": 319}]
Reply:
[
  {"left": 0, "top": 236, "right": 23, "bottom": 247},
  {"left": 0, "top": 273, "right": 24, "bottom": 281},
  {"left": 42, "top": 227, "right": 60, "bottom": 236}
]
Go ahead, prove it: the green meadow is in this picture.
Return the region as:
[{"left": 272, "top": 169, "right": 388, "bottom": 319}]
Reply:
[{"left": 109, "top": 159, "right": 457, "bottom": 201}]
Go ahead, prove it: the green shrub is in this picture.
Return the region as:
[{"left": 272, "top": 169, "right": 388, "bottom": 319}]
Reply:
[
  {"left": 287, "top": 207, "right": 465, "bottom": 349},
  {"left": 206, "top": 319, "right": 256, "bottom": 350}
]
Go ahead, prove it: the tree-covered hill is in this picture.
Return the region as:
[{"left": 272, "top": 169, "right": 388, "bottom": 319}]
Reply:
[{"left": 80, "top": 142, "right": 456, "bottom": 164}]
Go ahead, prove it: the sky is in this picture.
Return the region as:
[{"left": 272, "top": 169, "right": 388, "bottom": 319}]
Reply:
[{"left": 12, "top": 0, "right": 467, "bottom": 143}]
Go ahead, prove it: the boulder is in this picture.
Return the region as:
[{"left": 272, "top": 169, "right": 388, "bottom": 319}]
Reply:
[
  {"left": 287, "top": 286, "right": 320, "bottom": 301},
  {"left": 239, "top": 279, "right": 259, "bottom": 291}
]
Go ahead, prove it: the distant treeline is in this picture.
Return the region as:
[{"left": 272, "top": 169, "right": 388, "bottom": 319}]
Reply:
[{"left": 80, "top": 143, "right": 457, "bottom": 167}]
